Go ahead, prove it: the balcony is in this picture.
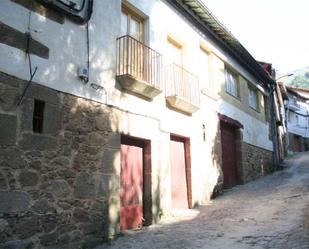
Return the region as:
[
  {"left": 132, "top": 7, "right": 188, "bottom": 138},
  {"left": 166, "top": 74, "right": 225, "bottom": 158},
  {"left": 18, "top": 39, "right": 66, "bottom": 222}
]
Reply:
[
  {"left": 116, "top": 35, "right": 162, "bottom": 99},
  {"left": 165, "top": 63, "right": 200, "bottom": 114},
  {"left": 289, "top": 97, "right": 300, "bottom": 111}
]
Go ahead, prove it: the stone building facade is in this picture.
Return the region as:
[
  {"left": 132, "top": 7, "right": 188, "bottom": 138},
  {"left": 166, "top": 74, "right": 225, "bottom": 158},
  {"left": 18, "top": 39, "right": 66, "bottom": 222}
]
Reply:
[{"left": 0, "top": 0, "right": 276, "bottom": 248}]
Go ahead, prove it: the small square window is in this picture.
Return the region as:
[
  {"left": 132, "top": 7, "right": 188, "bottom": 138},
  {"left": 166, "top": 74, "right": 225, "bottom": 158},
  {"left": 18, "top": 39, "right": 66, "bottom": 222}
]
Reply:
[{"left": 225, "top": 68, "right": 239, "bottom": 98}]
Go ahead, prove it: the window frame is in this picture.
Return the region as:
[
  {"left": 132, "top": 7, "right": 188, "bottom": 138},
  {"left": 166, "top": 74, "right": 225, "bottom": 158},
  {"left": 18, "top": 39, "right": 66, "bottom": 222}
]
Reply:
[
  {"left": 248, "top": 86, "right": 259, "bottom": 111},
  {"left": 199, "top": 46, "right": 211, "bottom": 90},
  {"left": 38, "top": 0, "right": 93, "bottom": 24},
  {"left": 224, "top": 67, "right": 239, "bottom": 98},
  {"left": 121, "top": 4, "right": 145, "bottom": 42}
]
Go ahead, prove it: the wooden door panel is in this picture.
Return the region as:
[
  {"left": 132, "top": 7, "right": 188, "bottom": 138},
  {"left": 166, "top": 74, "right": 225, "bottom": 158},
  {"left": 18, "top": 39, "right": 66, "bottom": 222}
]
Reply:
[
  {"left": 120, "top": 144, "right": 143, "bottom": 230},
  {"left": 221, "top": 124, "right": 237, "bottom": 188},
  {"left": 170, "top": 139, "right": 188, "bottom": 208}
]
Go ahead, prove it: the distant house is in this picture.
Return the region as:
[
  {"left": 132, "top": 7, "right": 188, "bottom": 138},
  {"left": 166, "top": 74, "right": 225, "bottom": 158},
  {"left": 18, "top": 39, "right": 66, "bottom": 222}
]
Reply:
[
  {"left": 282, "top": 86, "right": 309, "bottom": 152},
  {"left": 0, "top": 0, "right": 278, "bottom": 247}
]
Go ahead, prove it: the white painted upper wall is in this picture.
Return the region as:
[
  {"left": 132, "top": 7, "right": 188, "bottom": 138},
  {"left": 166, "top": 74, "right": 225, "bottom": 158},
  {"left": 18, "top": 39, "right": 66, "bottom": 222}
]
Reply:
[
  {"left": 0, "top": 0, "right": 272, "bottom": 150},
  {"left": 287, "top": 100, "right": 309, "bottom": 138}
]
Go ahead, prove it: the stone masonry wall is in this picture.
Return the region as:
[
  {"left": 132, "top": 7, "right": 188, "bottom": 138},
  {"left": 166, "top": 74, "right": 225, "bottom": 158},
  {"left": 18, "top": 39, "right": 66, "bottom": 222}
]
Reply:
[
  {"left": 240, "top": 142, "right": 273, "bottom": 183},
  {"left": 0, "top": 72, "right": 120, "bottom": 249}
]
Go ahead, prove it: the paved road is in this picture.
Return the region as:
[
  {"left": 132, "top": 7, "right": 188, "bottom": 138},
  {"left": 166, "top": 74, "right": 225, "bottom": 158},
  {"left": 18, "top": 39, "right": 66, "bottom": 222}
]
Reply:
[{"left": 96, "top": 152, "right": 309, "bottom": 249}]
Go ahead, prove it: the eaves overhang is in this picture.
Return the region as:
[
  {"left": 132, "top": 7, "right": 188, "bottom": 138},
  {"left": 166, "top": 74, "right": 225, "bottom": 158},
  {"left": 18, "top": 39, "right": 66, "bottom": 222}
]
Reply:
[{"left": 166, "top": 0, "right": 275, "bottom": 89}]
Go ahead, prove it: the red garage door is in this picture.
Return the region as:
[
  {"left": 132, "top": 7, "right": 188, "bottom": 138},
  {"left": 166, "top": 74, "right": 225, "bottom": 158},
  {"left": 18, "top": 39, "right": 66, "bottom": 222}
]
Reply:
[
  {"left": 220, "top": 124, "right": 237, "bottom": 188},
  {"left": 120, "top": 140, "right": 144, "bottom": 230},
  {"left": 170, "top": 137, "right": 188, "bottom": 209}
]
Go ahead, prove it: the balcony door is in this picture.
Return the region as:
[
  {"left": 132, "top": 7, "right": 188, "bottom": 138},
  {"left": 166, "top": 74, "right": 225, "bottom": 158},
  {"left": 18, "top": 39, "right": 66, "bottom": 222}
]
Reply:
[
  {"left": 121, "top": 6, "right": 144, "bottom": 80},
  {"left": 167, "top": 37, "right": 183, "bottom": 66}
]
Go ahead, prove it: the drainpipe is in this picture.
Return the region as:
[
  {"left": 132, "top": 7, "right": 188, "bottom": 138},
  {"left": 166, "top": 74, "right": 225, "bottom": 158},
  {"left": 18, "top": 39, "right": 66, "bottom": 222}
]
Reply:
[{"left": 269, "top": 82, "right": 280, "bottom": 170}]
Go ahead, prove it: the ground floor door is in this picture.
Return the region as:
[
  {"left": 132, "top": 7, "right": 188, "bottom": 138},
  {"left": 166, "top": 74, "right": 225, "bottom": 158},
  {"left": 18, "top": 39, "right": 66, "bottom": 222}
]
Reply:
[
  {"left": 170, "top": 136, "right": 190, "bottom": 209},
  {"left": 293, "top": 135, "right": 302, "bottom": 152},
  {"left": 220, "top": 124, "right": 237, "bottom": 189},
  {"left": 120, "top": 137, "right": 144, "bottom": 230}
]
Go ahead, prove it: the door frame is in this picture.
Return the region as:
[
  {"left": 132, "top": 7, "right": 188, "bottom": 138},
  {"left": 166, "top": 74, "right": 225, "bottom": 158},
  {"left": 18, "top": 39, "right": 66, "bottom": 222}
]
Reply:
[
  {"left": 120, "top": 135, "right": 152, "bottom": 227},
  {"left": 170, "top": 134, "right": 192, "bottom": 209},
  {"left": 218, "top": 113, "right": 244, "bottom": 187}
]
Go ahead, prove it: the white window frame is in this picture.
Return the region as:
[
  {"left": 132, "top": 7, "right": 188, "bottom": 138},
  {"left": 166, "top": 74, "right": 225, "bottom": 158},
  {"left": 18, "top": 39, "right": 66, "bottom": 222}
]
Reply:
[
  {"left": 199, "top": 47, "right": 210, "bottom": 89},
  {"left": 248, "top": 86, "right": 259, "bottom": 111},
  {"left": 121, "top": 4, "right": 144, "bottom": 42},
  {"left": 225, "top": 68, "right": 239, "bottom": 98}
]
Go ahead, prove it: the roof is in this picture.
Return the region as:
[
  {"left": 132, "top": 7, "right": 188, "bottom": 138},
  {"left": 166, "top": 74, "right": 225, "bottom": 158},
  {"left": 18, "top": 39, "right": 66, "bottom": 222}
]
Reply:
[
  {"left": 166, "top": 0, "right": 275, "bottom": 88},
  {"left": 287, "top": 86, "right": 309, "bottom": 93},
  {"left": 286, "top": 86, "right": 309, "bottom": 101}
]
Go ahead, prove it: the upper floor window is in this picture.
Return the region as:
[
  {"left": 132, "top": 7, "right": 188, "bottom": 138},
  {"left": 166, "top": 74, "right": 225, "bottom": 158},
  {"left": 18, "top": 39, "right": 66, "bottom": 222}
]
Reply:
[
  {"left": 167, "top": 37, "right": 183, "bottom": 66},
  {"left": 121, "top": 5, "right": 144, "bottom": 41},
  {"left": 199, "top": 47, "right": 210, "bottom": 89},
  {"left": 248, "top": 87, "right": 259, "bottom": 110},
  {"left": 225, "top": 68, "right": 239, "bottom": 98},
  {"left": 38, "top": 0, "right": 92, "bottom": 24}
]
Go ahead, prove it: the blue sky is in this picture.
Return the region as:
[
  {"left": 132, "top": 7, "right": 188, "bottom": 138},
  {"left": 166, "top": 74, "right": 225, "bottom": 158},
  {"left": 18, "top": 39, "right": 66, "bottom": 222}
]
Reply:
[{"left": 203, "top": 0, "right": 309, "bottom": 75}]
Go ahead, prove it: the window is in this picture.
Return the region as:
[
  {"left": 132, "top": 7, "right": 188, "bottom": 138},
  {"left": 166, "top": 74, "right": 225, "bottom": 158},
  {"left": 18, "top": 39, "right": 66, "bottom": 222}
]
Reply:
[
  {"left": 248, "top": 87, "right": 259, "bottom": 110},
  {"left": 225, "top": 68, "right": 239, "bottom": 98},
  {"left": 33, "top": 100, "right": 45, "bottom": 133},
  {"left": 121, "top": 5, "right": 144, "bottom": 41},
  {"left": 199, "top": 47, "right": 210, "bottom": 88},
  {"left": 167, "top": 37, "right": 183, "bottom": 66},
  {"left": 38, "top": 0, "right": 93, "bottom": 24}
]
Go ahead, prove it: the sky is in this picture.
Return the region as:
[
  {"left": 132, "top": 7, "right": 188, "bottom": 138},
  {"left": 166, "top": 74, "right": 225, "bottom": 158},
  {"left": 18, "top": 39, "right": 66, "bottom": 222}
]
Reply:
[{"left": 203, "top": 0, "right": 309, "bottom": 75}]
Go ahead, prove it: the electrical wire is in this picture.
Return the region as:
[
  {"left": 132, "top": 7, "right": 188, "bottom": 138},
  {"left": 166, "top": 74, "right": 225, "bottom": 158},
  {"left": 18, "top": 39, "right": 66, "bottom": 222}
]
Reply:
[
  {"left": 17, "top": 4, "right": 38, "bottom": 106},
  {"left": 86, "top": 20, "right": 90, "bottom": 83}
]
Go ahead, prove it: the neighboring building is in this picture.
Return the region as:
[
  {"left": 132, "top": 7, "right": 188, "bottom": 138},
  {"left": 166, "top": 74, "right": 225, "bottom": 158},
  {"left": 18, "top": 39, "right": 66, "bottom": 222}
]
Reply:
[
  {"left": 0, "top": 0, "right": 277, "bottom": 247},
  {"left": 259, "top": 61, "right": 284, "bottom": 164},
  {"left": 281, "top": 85, "right": 309, "bottom": 152}
]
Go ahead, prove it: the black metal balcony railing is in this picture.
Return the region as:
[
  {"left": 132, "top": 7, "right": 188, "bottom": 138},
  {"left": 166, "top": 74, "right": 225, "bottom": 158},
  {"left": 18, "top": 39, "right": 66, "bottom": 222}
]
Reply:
[
  {"left": 116, "top": 35, "right": 162, "bottom": 90},
  {"left": 165, "top": 63, "right": 200, "bottom": 108}
]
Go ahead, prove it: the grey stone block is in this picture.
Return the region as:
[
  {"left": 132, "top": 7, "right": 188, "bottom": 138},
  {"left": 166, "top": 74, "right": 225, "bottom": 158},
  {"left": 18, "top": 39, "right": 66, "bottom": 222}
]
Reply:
[
  {"left": 0, "top": 172, "right": 7, "bottom": 190},
  {"left": 0, "top": 148, "right": 26, "bottom": 169},
  {"left": 20, "top": 98, "right": 33, "bottom": 132},
  {"left": 0, "top": 240, "right": 23, "bottom": 249},
  {"left": 0, "top": 114, "right": 17, "bottom": 145},
  {"left": 74, "top": 172, "right": 96, "bottom": 198},
  {"left": 19, "top": 133, "right": 57, "bottom": 151},
  {"left": 31, "top": 199, "right": 55, "bottom": 214},
  {"left": 0, "top": 85, "right": 19, "bottom": 111},
  {"left": 0, "top": 218, "right": 8, "bottom": 232},
  {"left": 16, "top": 217, "right": 38, "bottom": 239},
  {"left": 46, "top": 180, "right": 71, "bottom": 198},
  {"left": 39, "top": 232, "right": 58, "bottom": 246},
  {"left": 18, "top": 170, "right": 39, "bottom": 187},
  {"left": 0, "top": 191, "right": 29, "bottom": 213},
  {"left": 44, "top": 104, "right": 62, "bottom": 135}
]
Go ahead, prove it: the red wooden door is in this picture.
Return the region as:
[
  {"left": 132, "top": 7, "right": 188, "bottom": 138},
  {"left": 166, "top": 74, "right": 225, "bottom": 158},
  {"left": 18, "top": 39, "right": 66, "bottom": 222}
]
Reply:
[
  {"left": 170, "top": 139, "right": 188, "bottom": 208},
  {"left": 220, "top": 124, "right": 237, "bottom": 188},
  {"left": 120, "top": 143, "right": 143, "bottom": 230}
]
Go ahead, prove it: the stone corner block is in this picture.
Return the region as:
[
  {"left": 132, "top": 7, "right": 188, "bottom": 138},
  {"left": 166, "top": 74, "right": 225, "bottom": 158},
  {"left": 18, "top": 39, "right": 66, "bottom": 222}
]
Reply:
[
  {"left": 0, "top": 191, "right": 29, "bottom": 213},
  {"left": 0, "top": 114, "right": 17, "bottom": 145}
]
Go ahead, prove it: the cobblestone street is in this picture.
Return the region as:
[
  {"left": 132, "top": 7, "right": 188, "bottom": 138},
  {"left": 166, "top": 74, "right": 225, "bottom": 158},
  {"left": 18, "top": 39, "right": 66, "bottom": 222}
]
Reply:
[{"left": 96, "top": 152, "right": 309, "bottom": 249}]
